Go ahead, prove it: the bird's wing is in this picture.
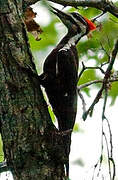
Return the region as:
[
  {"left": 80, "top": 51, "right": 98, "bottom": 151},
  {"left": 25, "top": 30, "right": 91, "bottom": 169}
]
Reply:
[{"left": 57, "top": 49, "right": 78, "bottom": 94}]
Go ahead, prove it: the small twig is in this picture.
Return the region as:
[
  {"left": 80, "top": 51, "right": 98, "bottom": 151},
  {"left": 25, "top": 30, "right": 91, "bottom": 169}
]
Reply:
[
  {"left": 99, "top": 82, "right": 115, "bottom": 180},
  {"left": 103, "top": 132, "right": 112, "bottom": 180},
  {"left": 48, "top": 0, "right": 118, "bottom": 19},
  {"left": 102, "top": 87, "right": 116, "bottom": 180},
  {"left": 78, "top": 91, "right": 86, "bottom": 113},
  {"left": 103, "top": 118, "right": 116, "bottom": 180},
  {"left": 78, "top": 78, "right": 118, "bottom": 90},
  {"left": 78, "top": 62, "right": 86, "bottom": 80},
  {"left": 92, "top": 127, "right": 104, "bottom": 179},
  {"left": 102, "top": 87, "right": 108, "bottom": 120},
  {"left": 78, "top": 80, "right": 102, "bottom": 90},
  {"left": 92, "top": 86, "right": 116, "bottom": 180},
  {"left": 82, "top": 39, "right": 118, "bottom": 121},
  {"left": 97, "top": 155, "right": 103, "bottom": 178},
  {"left": 109, "top": 158, "right": 116, "bottom": 180},
  {"left": 105, "top": 117, "right": 113, "bottom": 158},
  {"left": 78, "top": 62, "right": 105, "bottom": 81}
]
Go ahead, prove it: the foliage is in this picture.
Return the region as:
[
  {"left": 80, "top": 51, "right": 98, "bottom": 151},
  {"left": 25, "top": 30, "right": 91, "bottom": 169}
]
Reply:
[
  {"left": 29, "top": 20, "right": 58, "bottom": 50},
  {"left": 0, "top": 135, "right": 4, "bottom": 162}
]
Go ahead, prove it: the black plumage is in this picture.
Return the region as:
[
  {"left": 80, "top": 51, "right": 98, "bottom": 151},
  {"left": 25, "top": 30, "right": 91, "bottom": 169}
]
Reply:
[{"left": 39, "top": 7, "right": 95, "bottom": 177}]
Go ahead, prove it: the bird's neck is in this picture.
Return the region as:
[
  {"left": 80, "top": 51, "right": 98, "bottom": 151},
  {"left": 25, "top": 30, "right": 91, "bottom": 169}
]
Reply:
[{"left": 57, "top": 32, "right": 83, "bottom": 50}]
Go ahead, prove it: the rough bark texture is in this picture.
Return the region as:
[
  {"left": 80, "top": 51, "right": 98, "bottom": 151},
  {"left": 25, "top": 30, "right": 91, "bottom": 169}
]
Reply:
[{"left": 0, "top": 0, "right": 65, "bottom": 179}]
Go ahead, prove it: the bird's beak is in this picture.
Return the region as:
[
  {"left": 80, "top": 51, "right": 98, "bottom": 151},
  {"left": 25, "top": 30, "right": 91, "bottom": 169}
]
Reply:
[
  {"left": 50, "top": 6, "right": 88, "bottom": 28},
  {"left": 50, "top": 6, "right": 69, "bottom": 20}
]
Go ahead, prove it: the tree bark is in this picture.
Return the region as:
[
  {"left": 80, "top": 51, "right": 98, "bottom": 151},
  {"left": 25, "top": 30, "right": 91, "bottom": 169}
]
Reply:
[{"left": 0, "top": 0, "right": 65, "bottom": 179}]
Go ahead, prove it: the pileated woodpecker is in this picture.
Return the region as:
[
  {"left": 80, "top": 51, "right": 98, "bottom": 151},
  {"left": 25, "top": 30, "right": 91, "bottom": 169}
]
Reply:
[{"left": 39, "top": 7, "right": 96, "bottom": 177}]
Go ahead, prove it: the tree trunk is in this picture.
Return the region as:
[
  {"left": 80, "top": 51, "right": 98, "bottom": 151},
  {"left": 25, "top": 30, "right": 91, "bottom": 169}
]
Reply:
[{"left": 0, "top": 0, "right": 65, "bottom": 179}]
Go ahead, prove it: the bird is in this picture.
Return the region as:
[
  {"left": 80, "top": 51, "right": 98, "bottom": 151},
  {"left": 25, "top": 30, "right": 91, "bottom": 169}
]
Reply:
[{"left": 39, "top": 6, "right": 96, "bottom": 177}]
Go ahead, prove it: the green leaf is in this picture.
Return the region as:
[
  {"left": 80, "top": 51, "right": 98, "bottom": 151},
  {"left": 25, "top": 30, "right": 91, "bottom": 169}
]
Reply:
[
  {"left": 0, "top": 135, "right": 4, "bottom": 162},
  {"left": 109, "top": 82, "right": 118, "bottom": 105},
  {"left": 48, "top": 106, "right": 56, "bottom": 123},
  {"left": 73, "top": 123, "right": 84, "bottom": 133},
  {"left": 78, "top": 69, "right": 97, "bottom": 85},
  {"left": 78, "top": 69, "right": 99, "bottom": 96},
  {"left": 73, "top": 123, "right": 79, "bottom": 132},
  {"left": 69, "top": 7, "right": 101, "bottom": 19},
  {"left": 29, "top": 21, "right": 58, "bottom": 51},
  {"left": 78, "top": 37, "right": 99, "bottom": 56}
]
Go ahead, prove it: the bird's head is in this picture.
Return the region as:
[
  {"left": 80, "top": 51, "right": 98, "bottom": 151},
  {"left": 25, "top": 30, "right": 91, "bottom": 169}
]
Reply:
[{"left": 51, "top": 7, "right": 96, "bottom": 38}]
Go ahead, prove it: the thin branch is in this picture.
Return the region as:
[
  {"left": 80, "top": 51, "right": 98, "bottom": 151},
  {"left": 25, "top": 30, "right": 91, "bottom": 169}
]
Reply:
[
  {"left": 102, "top": 88, "right": 112, "bottom": 180},
  {"left": 102, "top": 87, "right": 116, "bottom": 180},
  {"left": 78, "top": 91, "right": 86, "bottom": 113},
  {"left": 92, "top": 116, "right": 104, "bottom": 180},
  {"left": 78, "top": 62, "right": 105, "bottom": 81},
  {"left": 78, "top": 80, "right": 102, "bottom": 90},
  {"left": 105, "top": 118, "right": 116, "bottom": 180},
  {"left": 103, "top": 132, "right": 112, "bottom": 180},
  {"left": 82, "top": 39, "right": 118, "bottom": 121},
  {"left": 49, "top": 0, "right": 118, "bottom": 18},
  {"left": 22, "top": 0, "right": 118, "bottom": 19},
  {"left": 102, "top": 86, "right": 108, "bottom": 121},
  {"left": 78, "top": 78, "right": 118, "bottom": 90},
  {"left": 92, "top": 87, "right": 116, "bottom": 180},
  {"left": 109, "top": 158, "right": 116, "bottom": 180},
  {"left": 105, "top": 117, "right": 113, "bottom": 158}
]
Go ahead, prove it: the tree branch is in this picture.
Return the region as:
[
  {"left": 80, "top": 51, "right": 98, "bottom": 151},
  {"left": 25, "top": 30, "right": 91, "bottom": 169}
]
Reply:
[
  {"left": 82, "top": 39, "right": 118, "bottom": 121},
  {"left": 91, "top": 87, "right": 116, "bottom": 179},
  {"left": 49, "top": 0, "right": 118, "bottom": 18},
  {"left": 23, "top": 0, "right": 118, "bottom": 19},
  {"left": 78, "top": 62, "right": 105, "bottom": 82},
  {"left": 78, "top": 78, "right": 118, "bottom": 90},
  {"left": 78, "top": 91, "right": 86, "bottom": 113}
]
